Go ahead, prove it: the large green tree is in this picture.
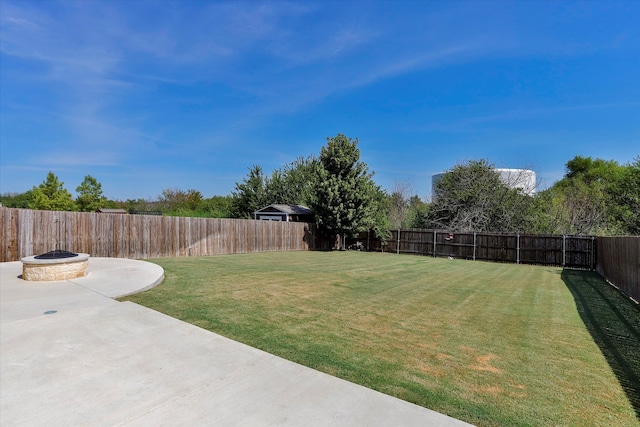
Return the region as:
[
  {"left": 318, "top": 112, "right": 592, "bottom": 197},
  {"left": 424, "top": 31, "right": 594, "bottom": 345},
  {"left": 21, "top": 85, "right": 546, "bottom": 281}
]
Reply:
[
  {"left": 231, "top": 165, "right": 269, "bottom": 218},
  {"left": 76, "top": 175, "right": 107, "bottom": 212},
  {"left": 158, "top": 188, "right": 204, "bottom": 213},
  {"left": 388, "top": 181, "right": 413, "bottom": 229},
  {"left": 532, "top": 180, "right": 608, "bottom": 235},
  {"left": 231, "top": 157, "right": 320, "bottom": 218},
  {"left": 608, "top": 157, "right": 640, "bottom": 234},
  {"left": 310, "top": 134, "right": 389, "bottom": 246},
  {"left": 534, "top": 155, "right": 639, "bottom": 235},
  {"left": 201, "top": 195, "right": 233, "bottom": 218},
  {"left": 29, "top": 172, "right": 76, "bottom": 211},
  {"left": 406, "top": 195, "right": 431, "bottom": 229},
  {"left": 265, "top": 156, "right": 319, "bottom": 207},
  {"left": 428, "top": 159, "right": 534, "bottom": 232}
]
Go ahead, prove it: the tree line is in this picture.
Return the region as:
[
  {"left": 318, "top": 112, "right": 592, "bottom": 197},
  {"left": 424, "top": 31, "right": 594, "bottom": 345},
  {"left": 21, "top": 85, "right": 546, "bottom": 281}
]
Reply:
[
  {"left": 0, "top": 173, "right": 234, "bottom": 218},
  {"left": 230, "top": 134, "right": 389, "bottom": 246},
  {"left": 415, "top": 157, "right": 639, "bottom": 236},
  {"left": 1, "top": 134, "right": 638, "bottom": 241}
]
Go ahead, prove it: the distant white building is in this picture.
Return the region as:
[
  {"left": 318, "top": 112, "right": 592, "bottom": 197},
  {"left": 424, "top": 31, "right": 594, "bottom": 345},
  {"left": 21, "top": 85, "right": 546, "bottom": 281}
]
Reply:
[{"left": 432, "top": 168, "right": 536, "bottom": 199}]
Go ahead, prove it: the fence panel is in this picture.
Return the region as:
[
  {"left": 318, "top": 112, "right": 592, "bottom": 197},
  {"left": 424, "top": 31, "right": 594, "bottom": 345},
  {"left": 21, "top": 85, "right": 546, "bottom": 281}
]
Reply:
[
  {"left": 0, "top": 208, "right": 317, "bottom": 262},
  {"left": 0, "top": 208, "right": 18, "bottom": 262},
  {"left": 362, "top": 228, "right": 597, "bottom": 269},
  {"left": 597, "top": 236, "right": 639, "bottom": 302},
  {"left": 435, "top": 231, "right": 475, "bottom": 260},
  {"left": 519, "top": 234, "right": 562, "bottom": 266},
  {"left": 565, "top": 236, "right": 596, "bottom": 269}
]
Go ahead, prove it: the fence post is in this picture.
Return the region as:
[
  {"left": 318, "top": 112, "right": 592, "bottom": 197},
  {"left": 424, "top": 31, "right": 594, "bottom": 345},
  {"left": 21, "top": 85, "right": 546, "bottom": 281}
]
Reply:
[
  {"left": 433, "top": 230, "right": 437, "bottom": 257},
  {"left": 562, "top": 235, "right": 566, "bottom": 267},
  {"left": 517, "top": 233, "right": 520, "bottom": 264},
  {"left": 473, "top": 232, "right": 476, "bottom": 261},
  {"left": 397, "top": 229, "right": 400, "bottom": 255},
  {"left": 53, "top": 215, "right": 60, "bottom": 251},
  {"left": 590, "top": 236, "right": 595, "bottom": 271}
]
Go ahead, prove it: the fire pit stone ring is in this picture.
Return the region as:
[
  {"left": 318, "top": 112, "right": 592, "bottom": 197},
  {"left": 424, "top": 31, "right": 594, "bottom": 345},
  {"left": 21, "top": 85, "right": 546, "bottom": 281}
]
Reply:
[{"left": 21, "top": 252, "right": 90, "bottom": 281}]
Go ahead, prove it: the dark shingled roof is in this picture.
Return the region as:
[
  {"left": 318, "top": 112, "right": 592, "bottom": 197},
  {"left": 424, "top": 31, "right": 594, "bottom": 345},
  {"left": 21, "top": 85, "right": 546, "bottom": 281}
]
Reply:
[
  {"left": 254, "top": 204, "right": 313, "bottom": 215},
  {"left": 96, "top": 208, "right": 128, "bottom": 214}
]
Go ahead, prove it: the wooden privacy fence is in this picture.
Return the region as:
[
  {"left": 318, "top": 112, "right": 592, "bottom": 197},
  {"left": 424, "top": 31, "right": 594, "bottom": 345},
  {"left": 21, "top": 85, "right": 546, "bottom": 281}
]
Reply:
[
  {"left": 596, "top": 236, "right": 640, "bottom": 303},
  {"left": 365, "top": 229, "right": 597, "bottom": 269},
  {"left": 0, "top": 208, "right": 317, "bottom": 262}
]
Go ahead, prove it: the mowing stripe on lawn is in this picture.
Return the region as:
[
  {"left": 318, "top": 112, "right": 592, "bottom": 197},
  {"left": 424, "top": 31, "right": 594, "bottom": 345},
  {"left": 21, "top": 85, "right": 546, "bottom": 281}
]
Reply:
[{"left": 122, "top": 251, "right": 639, "bottom": 427}]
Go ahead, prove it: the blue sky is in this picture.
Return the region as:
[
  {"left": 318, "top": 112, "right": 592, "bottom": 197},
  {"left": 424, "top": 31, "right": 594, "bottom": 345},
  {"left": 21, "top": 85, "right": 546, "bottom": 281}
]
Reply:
[{"left": 1, "top": 0, "right": 638, "bottom": 201}]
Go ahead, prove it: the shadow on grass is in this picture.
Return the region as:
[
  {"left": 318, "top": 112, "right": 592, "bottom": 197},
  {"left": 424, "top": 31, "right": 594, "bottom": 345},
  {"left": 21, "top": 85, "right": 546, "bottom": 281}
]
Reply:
[{"left": 562, "top": 269, "right": 640, "bottom": 420}]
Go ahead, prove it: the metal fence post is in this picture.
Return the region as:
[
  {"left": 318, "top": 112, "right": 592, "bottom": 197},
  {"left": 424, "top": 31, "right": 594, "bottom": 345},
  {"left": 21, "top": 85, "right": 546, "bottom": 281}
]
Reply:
[
  {"left": 562, "top": 235, "right": 566, "bottom": 267},
  {"left": 397, "top": 229, "right": 400, "bottom": 255},
  {"left": 433, "top": 230, "right": 437, "bottom": 257},
  {"left": 517, "top": 233, "right": 520, "bottom": 264},
  {"left": 473, "top": 232, "right": 476, "bottom": 261}
]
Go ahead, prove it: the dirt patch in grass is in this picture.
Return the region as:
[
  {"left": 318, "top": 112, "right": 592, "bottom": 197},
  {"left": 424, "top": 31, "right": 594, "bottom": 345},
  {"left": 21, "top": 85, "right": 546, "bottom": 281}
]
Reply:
[{"left": 470, "top": 354, "right": 502, "bottom": 374}]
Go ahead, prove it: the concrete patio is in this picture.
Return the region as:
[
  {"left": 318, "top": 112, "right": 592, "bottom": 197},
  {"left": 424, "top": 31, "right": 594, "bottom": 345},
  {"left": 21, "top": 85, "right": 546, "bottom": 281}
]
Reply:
[{"left": 1, "top": 257, "right": 472, "bottom": 426}]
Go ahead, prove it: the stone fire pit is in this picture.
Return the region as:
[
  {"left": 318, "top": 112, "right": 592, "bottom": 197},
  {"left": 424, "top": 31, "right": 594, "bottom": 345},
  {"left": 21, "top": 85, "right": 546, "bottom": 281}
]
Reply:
[{"left": 21, "top": 250, "right": 90, "bottom": 281}]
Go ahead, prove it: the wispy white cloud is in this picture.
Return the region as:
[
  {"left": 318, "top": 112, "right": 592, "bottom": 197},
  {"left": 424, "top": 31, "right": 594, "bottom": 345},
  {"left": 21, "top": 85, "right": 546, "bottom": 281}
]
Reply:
[
  {"left": 3, "top": 15, "right": 40, "bottom": 30},
  {"left": 348, "top": 43, "right": 488, "bottom": 91}
]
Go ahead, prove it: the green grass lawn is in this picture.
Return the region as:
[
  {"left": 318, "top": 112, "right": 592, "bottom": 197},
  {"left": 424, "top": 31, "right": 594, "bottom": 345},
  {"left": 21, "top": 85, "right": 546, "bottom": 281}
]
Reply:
[{"left": 121, "top": 251, "right": 639, "bottom": 427}]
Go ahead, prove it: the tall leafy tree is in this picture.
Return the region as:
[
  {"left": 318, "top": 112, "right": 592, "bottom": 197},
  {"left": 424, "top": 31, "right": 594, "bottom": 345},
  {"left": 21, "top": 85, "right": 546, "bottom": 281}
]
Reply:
[
  {"left": 532, "top": 180, "right": 608, "bottom": 235},
  {"left": 76, "top": 175, "right": 107, "bottom": 212},
  {"left": 271, "top": 156, "right": 320, "bottom": 207},
  {"left": 310, "top": 134, "right": 388, "bottom": 246},
  {"left": 362, "top": 181, "right": 392, "bottom": 243},
  {"left": 536, "top": 155, "right": 639, "bottom": 235},
  {"left": 608, "top": 157, "right": 640, "bottom": 234},
  {"left": 428, "top": 159, "right": 533, "bottom": 232},
  {"left": 231, "top": 165, "right": 268, "bottom": 218},
  {"left": 201, "top": 195, "right": 234, "bottom": 218},
  {"left": 231, "top": 157, "right": 320, "bottom": 218},
  {"left": 158, "top": 188, "right": 203, "bottom": 213},
  {"left": 29, "top": 172, "right": 76, "bottom": 211},
  {"left": 406, "top": 196, "right": 431, "bottom": 229},
  {"left": 388, "top": 181, "right": 413, "bottom": 229},
  {"left": 566, "top": 155, "right": 621, "bottom": 183}
]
